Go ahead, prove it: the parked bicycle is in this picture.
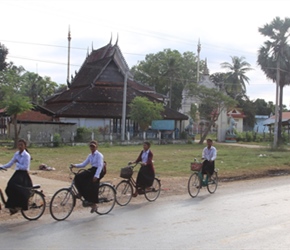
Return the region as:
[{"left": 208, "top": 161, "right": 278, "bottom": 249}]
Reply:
[
  {"left": 115, "top": 162, "right": 161, "bottom": 206},
  {"left": 49, "top": 166, "right": 116, "bottom": 221},
  {"left": 187, "top": 160, "right": 218, "bottom": 198},
  {"left": 0, "top": 167, "right": 46, "bottom": 220}
]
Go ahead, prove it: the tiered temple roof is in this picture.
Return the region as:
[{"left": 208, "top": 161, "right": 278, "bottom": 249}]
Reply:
[{"left": 45, "top": 40, "right": 187, "bottom": 121}]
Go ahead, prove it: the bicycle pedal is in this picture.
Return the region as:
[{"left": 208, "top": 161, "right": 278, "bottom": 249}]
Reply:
[{"left": 82, "top": 200, "right": 93, "bottom": 207}]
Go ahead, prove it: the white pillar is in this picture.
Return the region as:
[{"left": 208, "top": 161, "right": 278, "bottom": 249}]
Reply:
[{"left": 217, "top": 109, "right": 227, "bottom": 142}]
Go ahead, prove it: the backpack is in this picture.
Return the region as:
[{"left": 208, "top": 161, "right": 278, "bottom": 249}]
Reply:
[{"left": 100, "top": 161, "right": 107, "bottom": 179}]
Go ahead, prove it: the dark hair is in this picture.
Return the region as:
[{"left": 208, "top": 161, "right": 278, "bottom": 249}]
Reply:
[
  {"left": 144, "top": 141, "right": 151, "bottom": 148},
  {"left": 89, "top": 140, "right": 98, "bottom": 147},
  {"left": 206, "top": 138, "right": 213, "bottom": 142},
  {"left": 18, "top": 138, "right": 27, "bottom": 147},
  {"left": 18, "top": 139, "right": 32, "bottom": 159}
]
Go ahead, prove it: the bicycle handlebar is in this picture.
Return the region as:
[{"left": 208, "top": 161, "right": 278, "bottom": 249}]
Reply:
[
  {"left": 127, "top": 162, "right": 143, "bottom": 169},
  {"left": 0, "top": 167, "right": 7, "bottom": 171},
  {"left": 69, "top": 165, "right": 89, "bottom": 175}
]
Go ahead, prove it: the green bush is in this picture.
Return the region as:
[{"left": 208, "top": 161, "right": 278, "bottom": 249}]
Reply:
[
  {"left": 236, "top": 132, "right": 245, "bottom": 142},
  {"left": 75, "top": 127, "right": 92, "bottom": 142},
  {"left": 245, "top": 131, "right": 253, "bottom": 142},
  {"left": 53, "top": 133, "right": 61, "bottom": 147}
]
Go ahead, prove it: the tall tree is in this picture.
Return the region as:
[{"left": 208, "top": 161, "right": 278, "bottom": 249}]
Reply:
[
  {"left": 210, "top": 72, "right": 227, "bottom": 90},
  {"left": 21, "top": 73, "right": 58, "bottom": 105},
  {"left": 187, "top": 83, "right": 236, "bottom": 144},
  {"left": 1, "top": 94, "right": 33, "bottom": 148},
  {"left": 254, "top": 98, "right": 273, "bottom": 116},
  {"left": 257, "top": 16, "right": 290, "bottom": 147},
  {"left": 0, "top": 43, "right": 8, "bottom": 71},
  {"left": 221, "top": 56, "right": 253, "bottom": 99},
  {"left": 0, "top": 64, "right": 25, "bottom": 101},
  {"left": 131, "top": 49, "right": 203, "bottom": 110}
]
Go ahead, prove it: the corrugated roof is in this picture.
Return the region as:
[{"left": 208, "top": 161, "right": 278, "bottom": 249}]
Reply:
[{"left": 263, "top": 112, "right": 290, "bottom": 125}]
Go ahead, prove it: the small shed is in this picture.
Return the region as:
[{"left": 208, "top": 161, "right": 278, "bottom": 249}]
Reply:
[{"left": 263, "top": 112, "right": 290, "bottom": 139}]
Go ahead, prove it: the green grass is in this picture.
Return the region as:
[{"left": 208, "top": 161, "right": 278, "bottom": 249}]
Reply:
[{"left": 1, "top": 143, "right": 290, "bottom": 179}]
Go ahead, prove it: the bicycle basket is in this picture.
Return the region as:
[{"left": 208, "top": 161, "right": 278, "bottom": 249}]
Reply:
[
  {"left": 190, "top": 162, "right": 202, "bottom": 171},
  {"left": 120, "top": 166, "right": 133, "bottom": 179}
]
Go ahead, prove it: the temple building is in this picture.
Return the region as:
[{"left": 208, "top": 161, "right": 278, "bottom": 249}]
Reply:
[{"left": 44, "top": 39, "right": 187, "bottom": 139}]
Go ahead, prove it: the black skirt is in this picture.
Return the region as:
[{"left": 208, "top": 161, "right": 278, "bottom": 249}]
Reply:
[
  {"left": 5, "top": 170, "right": 33, "bottom": 210},
  {"left": 74, "top": 167, "right": 99, "bottom": 203},
  {"left": 202, "top": 160, "right": 215, "bottom": 175},
  {"left": 136, "top": 165, "right": 155, "bottom": 189}
]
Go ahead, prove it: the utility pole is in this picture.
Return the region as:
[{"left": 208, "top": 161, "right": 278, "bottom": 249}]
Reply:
[
  {"left": 67, "top": 26, "right": 71, "bottom": 88},
  {"left": 169, "top": 77, "right": 172, "bottom": 108},
  {"left": 121, "top": 71, "right": 128, "bottom": 141}
]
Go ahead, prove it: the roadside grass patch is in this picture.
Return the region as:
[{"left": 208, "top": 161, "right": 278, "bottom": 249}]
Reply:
[{"left": 0, "top": 143, "right": 289, "bottom": 180}]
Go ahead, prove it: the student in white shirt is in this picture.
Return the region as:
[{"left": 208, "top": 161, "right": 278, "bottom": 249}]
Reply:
[
  {"left": 201, "top": 138, "right": 217, "bottom": 185},
  {"left": 0, "top": 139, "right": 33, "bottom": 215},
  {"left": 71, "top": 140, "right": 104, "bottom": 213}
]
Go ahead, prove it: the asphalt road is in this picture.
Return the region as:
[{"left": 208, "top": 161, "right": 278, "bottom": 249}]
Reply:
[{"left": 1, "top": 175, "right": 290, "bottom": 250}]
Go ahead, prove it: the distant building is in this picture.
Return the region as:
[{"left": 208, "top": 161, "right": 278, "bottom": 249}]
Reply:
[{"left": 254, "top": 115, "right": 269, "bottom": 133}]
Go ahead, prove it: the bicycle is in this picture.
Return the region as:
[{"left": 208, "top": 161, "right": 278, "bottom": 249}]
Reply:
[
  {"left": 187, "top": 160, "right": 218, "bottom": 198},
  {"left": 115, "top": 162, "right": 161, "bottom": 206},
  {"left": 49, "top": 166, "right": 116, "bottom": 221},
  {"left": 0, "top": 167, "right": 46, "bottom": 220}
]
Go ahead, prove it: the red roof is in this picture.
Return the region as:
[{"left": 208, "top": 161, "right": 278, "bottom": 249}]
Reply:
[{"left": 17, "top": 110, "right": 53, "bottom": 122}]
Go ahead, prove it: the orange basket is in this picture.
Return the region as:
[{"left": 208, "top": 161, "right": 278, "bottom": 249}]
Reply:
[{"left": 190, "top": 162, "right": 202, "bottom": 171}]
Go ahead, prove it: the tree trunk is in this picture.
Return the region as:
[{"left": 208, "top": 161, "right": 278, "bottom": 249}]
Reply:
[
  {"left": 13, "top": 114, "right": 18, "bottom": 149},
  {"left": 278, "top": 85, "right": 284, "bottom": 146},
  {"left": 198, "top": 119, "right": 216, "bottom": 144}
]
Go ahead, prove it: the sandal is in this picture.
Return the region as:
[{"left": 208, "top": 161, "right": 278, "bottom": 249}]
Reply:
[
  {"left": 132, "top": 192, "right": 138, "bottom": 197},
  {"left": 90, "top": 205, "right": 98, "bottom": 213},
  {"left": 9, "top": 208, "right": 19, "bottom": 215}
]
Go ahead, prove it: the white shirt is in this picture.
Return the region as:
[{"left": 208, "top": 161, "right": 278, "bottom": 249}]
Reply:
[
  {"left": 202, "top": 146, "right": 217, "bottom": 161},
  {"left": 141, "top": 150, "right": 150, "bottom": 163},
  {"left": 2, "top": 150, "right": 31, "bottom": 171},
  {"left": 75, "top": 150, "right": 104, "bottom": 178}
]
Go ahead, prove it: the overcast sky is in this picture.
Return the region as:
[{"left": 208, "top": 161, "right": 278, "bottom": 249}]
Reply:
[{"left": 2, "top": 0, "right": 290, "bottom": 108}]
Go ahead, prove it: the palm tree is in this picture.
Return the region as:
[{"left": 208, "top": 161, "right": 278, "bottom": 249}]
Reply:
[
  {"left": 221, "top": 56, "right": 253, "bottom": 99},
  {"left": 257, "top": 17, "right": 290, "bottom": 147}
]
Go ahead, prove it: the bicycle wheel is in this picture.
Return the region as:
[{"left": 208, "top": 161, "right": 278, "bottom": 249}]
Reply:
[
  {"left": 207, "top": 171, "right": 218, "bottom": 194},
  {"left": 144, "top": 178, "right": 161, "bottom": 202},
  {"left": 188, "top": 172, "right": 201, "bottom": 198},
  {"left": 96, "top": 183, "right": 116, "bottom": 215},
  {"left": 115, "top": 180, "right": 133, "bottom": 206},
  {"left": 49, "top": 188, "right": 75, "bottom": 221},
  {"left": 21, "top": 190, "right": 46, "bottom": 221}
]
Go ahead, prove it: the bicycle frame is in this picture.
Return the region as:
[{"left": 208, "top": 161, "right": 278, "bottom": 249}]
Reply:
[
  {"left": 122, "top": 163, "right": 156, "bottom": 193},
  {"left": 69, "top": 168, "right": 115, "bottom": 203}
]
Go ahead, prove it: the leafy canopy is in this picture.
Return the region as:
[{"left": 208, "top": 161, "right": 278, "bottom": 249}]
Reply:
[
  {"left": 187, "top": 83, "right": 236, "bottom": 143},
  {"left": 129, "top": 96, "right": 164, "bottom": 131},
  {"left": 0, "top": 43, "right": 8, "bottom": 71},
  {"left": 131, "top": 49, "right": 204, "bottom": 110},
  {"left": 2, "top": 94, "right": 33, "bottom": 116}
]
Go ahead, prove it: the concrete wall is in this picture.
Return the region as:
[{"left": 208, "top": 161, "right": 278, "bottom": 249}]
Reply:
[
  {"left": 59, "top": 117, "right": 110, "bottom": 128},
  {"left": 17, "top": 123, "right": 77, "bottom": 144}
]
